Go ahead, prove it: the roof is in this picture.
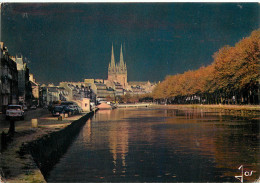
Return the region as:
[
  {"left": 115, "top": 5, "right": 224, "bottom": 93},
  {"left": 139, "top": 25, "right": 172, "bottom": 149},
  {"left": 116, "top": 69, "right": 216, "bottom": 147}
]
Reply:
[
  {"left": 114, "top": 82, "right": 122, "bottom": 86},
  {"left": 48, "top": 87, "right": 58, "bottom": 92},
  {"left": 30, "top": 81, "right": 38, "bottom": 87}
]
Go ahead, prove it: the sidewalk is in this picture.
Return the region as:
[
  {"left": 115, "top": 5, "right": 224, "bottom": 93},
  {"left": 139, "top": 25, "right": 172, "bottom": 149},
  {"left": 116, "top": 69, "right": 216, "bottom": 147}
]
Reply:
[
  {"left": 0, "top": 110, "right": 90, "bottom": 183},
  {"left": 0, "top": 108, "right": 50, "bottom": 133}
]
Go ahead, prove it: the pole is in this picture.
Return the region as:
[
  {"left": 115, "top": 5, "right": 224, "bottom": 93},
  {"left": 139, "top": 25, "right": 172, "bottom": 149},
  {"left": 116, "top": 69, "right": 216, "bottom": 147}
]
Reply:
[{"left": 8, "top": 119, "right": 15, "bottom": 135}]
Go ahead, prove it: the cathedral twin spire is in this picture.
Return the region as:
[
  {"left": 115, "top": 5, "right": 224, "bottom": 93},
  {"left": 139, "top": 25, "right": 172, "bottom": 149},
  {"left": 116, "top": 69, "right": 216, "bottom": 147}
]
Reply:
[
  {"left": 110, "top": 44, "right": 116, "bottom": 70},
  {"left": 109, "top": 43, "right": 127, "bottom": 73}
]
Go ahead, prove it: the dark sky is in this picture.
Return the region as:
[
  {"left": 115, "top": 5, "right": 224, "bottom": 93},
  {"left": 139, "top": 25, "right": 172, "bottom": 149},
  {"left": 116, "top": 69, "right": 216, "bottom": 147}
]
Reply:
[{"left": 1, "top": 3, "right": 259, "bottom": 84}]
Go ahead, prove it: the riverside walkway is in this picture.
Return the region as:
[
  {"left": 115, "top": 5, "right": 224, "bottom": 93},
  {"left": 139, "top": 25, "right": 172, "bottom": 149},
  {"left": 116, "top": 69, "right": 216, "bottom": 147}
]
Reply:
[
  {"left": 117, "top": 103, "right": 152, "bottom": 108},
  {"left": 0, "top": 109, "right": 95, "bottom": 183}
]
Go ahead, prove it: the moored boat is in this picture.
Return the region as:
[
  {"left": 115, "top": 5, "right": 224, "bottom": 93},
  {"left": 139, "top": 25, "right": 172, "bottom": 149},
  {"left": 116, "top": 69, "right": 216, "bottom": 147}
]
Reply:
[{"left": 97, "top": 102, "right": 113, "bottom": 110}]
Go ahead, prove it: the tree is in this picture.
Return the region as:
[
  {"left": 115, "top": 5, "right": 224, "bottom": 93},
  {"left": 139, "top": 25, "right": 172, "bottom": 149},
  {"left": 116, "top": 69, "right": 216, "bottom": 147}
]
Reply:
[{"left": 152, "top": 29, "right": 260, "bottom": 105}]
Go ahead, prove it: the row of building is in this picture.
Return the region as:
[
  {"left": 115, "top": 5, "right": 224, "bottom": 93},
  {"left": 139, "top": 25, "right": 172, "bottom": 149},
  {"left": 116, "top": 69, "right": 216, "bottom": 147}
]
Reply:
[
  {"left": 0, "top": 42, "right": 156, "bottom": 112},
  {"left": 0, "top": 42, "right": 33, "bottom": 112},
  {"left": 38, "top": 44, "right": 156, "bottom": 106},
  {"left": 39, "top": 44, "right": 156, "bottom": 106}
]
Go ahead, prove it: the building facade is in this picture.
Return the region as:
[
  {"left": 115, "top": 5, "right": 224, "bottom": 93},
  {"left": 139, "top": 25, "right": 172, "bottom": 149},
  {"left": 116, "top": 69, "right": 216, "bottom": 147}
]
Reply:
[
  {"left": 39, "top": 85, "right": 47, "bottom": 107},
  {"left": 0, "top": 42, "right": 19, "bottom": 112},
  {"left": 108, "top": 44, "right": 128, "bottom": 89},
  {"left": 59, "top": 81, "right": 96, "bottom": 102},
  {"left": 95, "top": 82, "right": 114, "bottom": 102},
  {"left": 46, "top": 87, "right": 59, "bottom": 104},
  {"left": 29, "top": 74, "right": 40, "bottom": 106},
  {"left": 128, "top": 81, "right": 157, "bottom": 95},
  {"left": 15, "top": 56, "right": 32, "bottom": 105}
]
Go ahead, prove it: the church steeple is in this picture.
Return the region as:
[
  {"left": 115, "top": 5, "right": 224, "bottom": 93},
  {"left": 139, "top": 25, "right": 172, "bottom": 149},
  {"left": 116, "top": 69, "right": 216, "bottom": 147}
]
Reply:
[
  {"left": 119, "top": 44, "right": 124, "bottom": 68},
  {"left": 108, "top": 43, "right": 127, "bottom": 89},
  {"left": 110, "top": 43, "right": 116, "bottom": 71}
]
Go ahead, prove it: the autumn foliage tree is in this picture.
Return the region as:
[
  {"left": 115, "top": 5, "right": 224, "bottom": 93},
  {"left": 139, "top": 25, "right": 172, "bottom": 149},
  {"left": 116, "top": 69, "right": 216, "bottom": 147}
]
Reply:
[{"left": 152, "top": 29, "right": 260, "bottom": 105}]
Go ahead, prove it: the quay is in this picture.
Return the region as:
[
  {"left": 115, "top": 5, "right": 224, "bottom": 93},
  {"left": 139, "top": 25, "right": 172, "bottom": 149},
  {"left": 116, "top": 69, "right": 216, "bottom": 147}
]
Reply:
[
  {"left": 0, "top": 108, "right": 97, "bottom": 183},
  {"left": 151, "top": 104, "right": 260, "bottom": 112},
  {"left": 151, "top": 104, "right": 260, "bottom": 119},
  {"left": 117, "top": 103, "right": 152, "bottom": 108}
]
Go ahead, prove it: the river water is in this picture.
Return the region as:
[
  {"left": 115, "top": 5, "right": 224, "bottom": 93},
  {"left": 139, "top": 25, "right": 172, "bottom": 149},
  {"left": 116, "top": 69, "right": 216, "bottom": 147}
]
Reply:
[{"left": 47, "top": 108, "right": 259, "bottom": 182}]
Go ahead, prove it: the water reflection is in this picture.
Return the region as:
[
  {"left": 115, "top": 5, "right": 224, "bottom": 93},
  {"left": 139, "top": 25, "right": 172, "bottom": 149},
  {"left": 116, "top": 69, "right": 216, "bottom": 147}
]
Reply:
[
  {"left": 163, "top": 109, "right": 259, "bottom": 182},
  {"left": 107, "top": 113, "right": 129, "bottom": 174},
  {"left": 48, "top": 108, "right": 259, "bottom": 182}
]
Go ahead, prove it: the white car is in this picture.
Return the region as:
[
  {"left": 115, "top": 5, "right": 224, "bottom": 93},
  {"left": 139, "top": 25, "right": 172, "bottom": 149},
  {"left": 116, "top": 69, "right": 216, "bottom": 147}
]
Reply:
[{"left": 6, "top": 105, "right": 25, "bottom": 120}]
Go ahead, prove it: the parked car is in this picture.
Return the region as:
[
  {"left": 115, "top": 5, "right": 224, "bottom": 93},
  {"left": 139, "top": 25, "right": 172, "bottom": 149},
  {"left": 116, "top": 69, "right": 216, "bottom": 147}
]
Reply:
[
  {"left": 68, "top": 105, "right": 76, "bottom": 115},
  {"left": 71, "top": 105, "right": 80, "bottom": 114},
  {"left": 51, "top": 106, "right": 65, "bottom": 117},
  {"left": 78, "top": 106, "right": 83, "bottom": 113},
  {"left": 62, "top": 105, "right": 73, "bottom": 115},
  {"left": 6, "top": 105, "right": 25, "bottom": 120}
]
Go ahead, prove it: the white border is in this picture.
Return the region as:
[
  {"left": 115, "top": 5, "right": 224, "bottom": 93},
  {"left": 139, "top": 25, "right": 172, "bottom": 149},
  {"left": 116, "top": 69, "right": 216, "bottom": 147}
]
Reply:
[{"left": 0, "top": 1, "right": 259, "bottom": 3}]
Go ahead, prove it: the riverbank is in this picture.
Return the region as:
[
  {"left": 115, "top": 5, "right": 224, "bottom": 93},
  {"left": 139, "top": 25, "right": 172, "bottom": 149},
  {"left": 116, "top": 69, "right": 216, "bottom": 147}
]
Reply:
[
  {"left": 150, "top": 104, "right": 260, "bottom": 119},
  {"left": 0, "top": 110, "right": 95, "bottom": 183}
]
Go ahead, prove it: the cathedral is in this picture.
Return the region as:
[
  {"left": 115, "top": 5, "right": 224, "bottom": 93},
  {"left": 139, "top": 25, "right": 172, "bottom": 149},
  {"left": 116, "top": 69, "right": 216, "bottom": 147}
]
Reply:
[{"left": 108, "top": 44, "right": 128, "bottom": 88}]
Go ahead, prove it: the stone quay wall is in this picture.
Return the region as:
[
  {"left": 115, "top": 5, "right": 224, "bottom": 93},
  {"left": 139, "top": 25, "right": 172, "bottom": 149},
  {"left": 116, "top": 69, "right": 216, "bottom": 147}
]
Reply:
[{"left": 19, "top": 110, "right": 96, "bottom": 180}]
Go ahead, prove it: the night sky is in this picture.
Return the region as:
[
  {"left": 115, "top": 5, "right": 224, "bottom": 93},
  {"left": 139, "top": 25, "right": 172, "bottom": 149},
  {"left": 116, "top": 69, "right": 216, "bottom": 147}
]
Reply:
[{"left": 1, "top": 3, "right": 259, "bottom": 84}]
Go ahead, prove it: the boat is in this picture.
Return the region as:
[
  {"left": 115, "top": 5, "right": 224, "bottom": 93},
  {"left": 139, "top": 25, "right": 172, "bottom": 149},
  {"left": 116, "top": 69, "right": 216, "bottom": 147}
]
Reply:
[{"left": 97, "top": 102, "right": 113, "bottom": 110}]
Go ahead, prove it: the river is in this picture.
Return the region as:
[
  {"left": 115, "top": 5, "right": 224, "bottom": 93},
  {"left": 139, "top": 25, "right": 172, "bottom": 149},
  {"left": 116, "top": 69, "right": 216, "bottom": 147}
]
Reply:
[{"left": 47, "top": 107, "right": 259, "bottom": 182}]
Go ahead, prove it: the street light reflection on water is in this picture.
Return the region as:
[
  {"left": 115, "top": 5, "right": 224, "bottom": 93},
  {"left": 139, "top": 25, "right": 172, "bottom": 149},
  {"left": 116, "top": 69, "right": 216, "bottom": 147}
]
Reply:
[{"left": 47, "top": 108, "right": 259, "bottom": 182}]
